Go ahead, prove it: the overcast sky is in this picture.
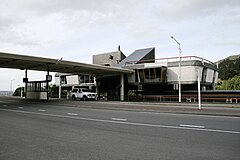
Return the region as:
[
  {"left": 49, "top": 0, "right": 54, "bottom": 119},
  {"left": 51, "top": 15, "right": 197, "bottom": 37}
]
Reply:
[{"left": 0, "top": 0, "right": 240, "bottom": 91}]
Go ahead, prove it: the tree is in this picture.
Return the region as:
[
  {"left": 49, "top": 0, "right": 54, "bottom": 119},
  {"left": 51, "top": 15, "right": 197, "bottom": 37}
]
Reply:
[
  {"left": 218, "top": 57, "right": 240, "bottom": 80},
  {"left": 216, "top": 76, "right": 240, "bottom": 90},
  {"left": 49, "top": 84, "right": 58, "bottom": 98}
]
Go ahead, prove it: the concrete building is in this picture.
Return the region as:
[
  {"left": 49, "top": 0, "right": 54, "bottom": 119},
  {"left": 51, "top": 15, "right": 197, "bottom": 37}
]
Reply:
[
  {"left": 54, "top": 47, "right": 218, "bottom": 101},
  {"left": 92, "top": 50, "right": 126, "bottom": 67},
  {"left": 93, "top": 47, "right": 218, "bottom": 100}
]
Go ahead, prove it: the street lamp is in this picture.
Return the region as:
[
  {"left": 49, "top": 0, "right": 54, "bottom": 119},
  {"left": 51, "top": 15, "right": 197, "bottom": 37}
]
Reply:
[
  {"left": 171, "top": 36, "right": 182, "bottom": 102},
  {"left": 196, "top": 69, "right": 201, "bottom": 110},
  {"left": 56, "top": 57, "right": 63, "bottom": 99}
]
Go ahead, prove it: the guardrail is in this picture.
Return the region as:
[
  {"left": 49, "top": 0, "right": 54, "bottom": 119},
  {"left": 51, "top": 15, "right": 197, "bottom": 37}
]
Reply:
[{"left": 127, "top": 95, "right": 240, "bottom": 104}]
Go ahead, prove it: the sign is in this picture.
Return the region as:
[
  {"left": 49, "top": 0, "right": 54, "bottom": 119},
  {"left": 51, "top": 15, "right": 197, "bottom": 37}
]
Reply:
[{"left": 46, "top": 75, "right": 52, "bottom": 82}]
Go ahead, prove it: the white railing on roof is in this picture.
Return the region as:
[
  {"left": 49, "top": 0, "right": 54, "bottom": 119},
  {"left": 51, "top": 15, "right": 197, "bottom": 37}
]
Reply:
[{"left": 125, "top": 56, "right": 215, "bottom": 66}]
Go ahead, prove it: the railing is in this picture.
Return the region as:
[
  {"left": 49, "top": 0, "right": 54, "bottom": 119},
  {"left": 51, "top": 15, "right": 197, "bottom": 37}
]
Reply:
[
  {"left": 125, "top": 56, "right": 215, "bottom": 66},
  {"left": 127, "top": 95, "right": 240, "bottom": 104}
]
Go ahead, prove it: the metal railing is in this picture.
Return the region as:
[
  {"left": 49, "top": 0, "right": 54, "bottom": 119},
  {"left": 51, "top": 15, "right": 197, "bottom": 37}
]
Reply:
[
  {"left": 125, "top": 56, "right": 215, "bottom": 66},
  {"left": 127, "top": 95, "right": 240, "bottom": 104}
]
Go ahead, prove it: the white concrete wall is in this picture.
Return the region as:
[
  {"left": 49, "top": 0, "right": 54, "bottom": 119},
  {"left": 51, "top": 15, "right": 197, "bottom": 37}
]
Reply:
[
  {"left": 93, "top": 51, "right": 124, "bottom": 66},
  {"left": 55, "top": 75, "right": 79, "bottom": 86},
  {"left": 26, "top": 92, "right": 47, "bottom": 100},
  {"left": 66, "top": 75, "right": 79, "bottom": 85},
  {"left": 167, "top": 66, "right": 203, "bottom": 83},
  {"left": 55, "top": 77, "right": 60, "bottom": 85}
]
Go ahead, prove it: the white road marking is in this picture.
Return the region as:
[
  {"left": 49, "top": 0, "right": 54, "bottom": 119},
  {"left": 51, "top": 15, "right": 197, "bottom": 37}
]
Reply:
[
  {"left": 0, "top": 108, "right": 239, "bottom": 135},
  {"left": 67, "top": 113, "right": 78, "bottom": 116},
  {"left": 138, "top": 111, "right": 240, "bottom": 119},
  {"left": 18, "top": 107, "right": 23, "bottom": 109},
  {"left": 38, "top": 109, "right": 46, "bottom": 112},
  {"left": 111, "top": 118, "right": 127, "bottom": 121},
  {"left": 180, "top": 124, "right": 205, "bottom": 129}
]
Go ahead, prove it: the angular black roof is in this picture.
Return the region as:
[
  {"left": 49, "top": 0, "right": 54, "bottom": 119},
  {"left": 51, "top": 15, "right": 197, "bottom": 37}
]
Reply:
[{"left": 117, "top": 47, "right": 155, "bottom": 66}]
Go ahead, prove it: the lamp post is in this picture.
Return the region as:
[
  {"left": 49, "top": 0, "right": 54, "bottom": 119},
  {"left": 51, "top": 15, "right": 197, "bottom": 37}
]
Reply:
[
  {"left": 56, "top": 57, "right": 63, "bottom": 99},
  {"left": 171, "top": 36, "right": 182, "bottom": 102},
  {"left": 196, "top": 69, "right": 201, "bottom": 110}
]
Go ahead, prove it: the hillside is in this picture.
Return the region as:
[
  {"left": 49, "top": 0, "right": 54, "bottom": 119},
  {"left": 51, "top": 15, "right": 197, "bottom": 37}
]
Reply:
[
  {"left": 216, "top": 54, "right": 240, "bottom": 80},
  {"left": 216, "top": 54, "right": 240, "bottom": 64}
]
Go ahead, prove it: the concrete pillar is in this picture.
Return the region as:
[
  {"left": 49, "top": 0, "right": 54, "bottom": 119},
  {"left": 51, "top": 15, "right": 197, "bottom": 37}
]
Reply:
[
  {"left": 59, "top": 73, "right": 61, "bottom": 99},
  {"left": 120, "top": 74, "right": 124, "bottom": 101},
  {"left": 96, "top": 81, "right": 100, "bottom": 100},
  {"left": 25, "top": 69, "right": 28, "bottom": 99},
  {"left": 47, "top": 65, "right": 49, "bottom": 100}
]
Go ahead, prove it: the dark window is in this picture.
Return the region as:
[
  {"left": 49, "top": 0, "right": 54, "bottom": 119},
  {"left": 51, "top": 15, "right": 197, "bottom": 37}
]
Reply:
[
  {"left": 79, "top": 75, "right": 84, "bottom": 83},
  {"left": 85, "top": 75, "right": 89, "bottom": 83}
]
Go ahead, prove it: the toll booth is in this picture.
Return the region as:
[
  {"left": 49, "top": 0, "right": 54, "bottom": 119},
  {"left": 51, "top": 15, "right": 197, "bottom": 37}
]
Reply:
[{"left": 25, "top": 75, "right": 52, "bottom": 100}]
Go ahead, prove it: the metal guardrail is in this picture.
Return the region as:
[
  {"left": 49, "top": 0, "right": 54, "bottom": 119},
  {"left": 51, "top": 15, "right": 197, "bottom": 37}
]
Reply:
[{"left": 127, "top": 95, "right": 240, "bottom": 103}]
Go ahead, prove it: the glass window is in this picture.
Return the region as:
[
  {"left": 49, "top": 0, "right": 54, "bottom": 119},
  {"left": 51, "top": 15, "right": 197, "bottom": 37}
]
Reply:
[
  {"left": 144, "top": 69, "right": 150, "bottom": 80},
  {"left": 82, "top": 88, "right": 90, "bottom": 92},
  {"left": 90, "top": 76, "right": 94, "bottom": 83},
  {"left": 155, "top": 68, "right": 161, "bottom": 81},
  {"left": 60, "top": 76, "right": 66, "bottom": 84},
  {"left": 85, "top": 75, "right": 89, "bottom": 83},
  {"left": 79, "top": 75, "right": 84, "bottom": 83},
  {"left": 149, "top": 68, "right": 155, "bottom": 79}
]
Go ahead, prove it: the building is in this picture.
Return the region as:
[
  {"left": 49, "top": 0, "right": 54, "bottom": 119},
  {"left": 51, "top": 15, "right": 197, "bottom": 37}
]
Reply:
[
  {"left": 55, "top": 73, "right": 96, "bottom": 98},
  {"left": 55, "top": 47, "right": 218, "bottom": 101},
  {"left": 93, "top": 47, "right": 218, "bottom": 100}
]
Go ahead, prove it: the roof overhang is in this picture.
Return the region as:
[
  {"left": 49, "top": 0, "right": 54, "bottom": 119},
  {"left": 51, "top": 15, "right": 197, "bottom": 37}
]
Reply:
[{"left": 0, "top": 52, "right": 134, "bottom": 75}]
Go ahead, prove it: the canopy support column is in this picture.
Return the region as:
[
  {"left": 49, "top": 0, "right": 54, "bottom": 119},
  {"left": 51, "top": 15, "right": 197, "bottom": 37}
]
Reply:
[
  {"left": 120, "top": 74, "right": 125, "bottom": 101},
  {"left": 47, "top": 65, "right": 50, "bottom": 100},
  {"left": 59, "top": 73, "right": 61, "bottom": 99},
  {"left": 25, "top": 69, "right": 28, "bottom": 99}
]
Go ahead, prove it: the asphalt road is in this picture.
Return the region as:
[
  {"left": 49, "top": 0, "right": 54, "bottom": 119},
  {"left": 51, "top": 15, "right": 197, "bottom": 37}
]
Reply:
[{"left": 0, "top": 98, "right": 240, "bottom": 160}]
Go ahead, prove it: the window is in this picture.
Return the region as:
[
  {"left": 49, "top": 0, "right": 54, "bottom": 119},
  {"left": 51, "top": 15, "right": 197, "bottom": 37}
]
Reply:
[
  {"left": 90, "top": 76, "right": 94, "bottom": 83},
  {"left": 79, "top": 75, "right": 84, "bottom": 83},
  {"left": 60, "top": 76, "right": 66, "bottom": 84},
  {"left": 26, "top": 82, "right": 48, "bottom": 92},
  {"left": 72, "top": 89, "right": 78, "bottom": 92},
  {"left": 155, "top": 68, "right": 161, "bottom": 82},
  {"left": 85, "top": 75, "right": 89, "bottom": 83}
]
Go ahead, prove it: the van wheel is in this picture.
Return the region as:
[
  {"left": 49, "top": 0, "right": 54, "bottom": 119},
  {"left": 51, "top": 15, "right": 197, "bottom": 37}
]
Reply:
[
  {"left": 82, "top": 96, "right": 88, "bottom": 101},
  {"left": 72, "top": 95, "right": 76, "bottom": 100}
]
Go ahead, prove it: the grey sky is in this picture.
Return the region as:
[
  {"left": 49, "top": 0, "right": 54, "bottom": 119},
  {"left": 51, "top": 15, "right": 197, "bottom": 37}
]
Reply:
[{"left": 0, "top": 0, "right": 240, "bottom": 90}]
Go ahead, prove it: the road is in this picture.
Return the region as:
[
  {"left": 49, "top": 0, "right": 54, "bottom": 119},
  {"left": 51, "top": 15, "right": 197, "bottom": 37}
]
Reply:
[{"left": 0, "top": 98, "right": 240, "bottom": 160}]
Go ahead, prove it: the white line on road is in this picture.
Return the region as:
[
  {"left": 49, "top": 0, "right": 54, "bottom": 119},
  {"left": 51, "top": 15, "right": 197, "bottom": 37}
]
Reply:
[
  {"left": 38, "top": 109, "right": 46, "bottom": 112},
  {"left": 0, "top": 108, "right": 239, "bottom": 135},
  {"left": 111, "top": 118, "right": 127, "bottom": 121},
  {"left": 180, "top": 124, "right": 205, "bottom": 129},
  {"left": 18, "top": 107, "right": 23, "bottom": 109},
  {"left": 67, "top": 113, "right": 78, "bottom": 116}
]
